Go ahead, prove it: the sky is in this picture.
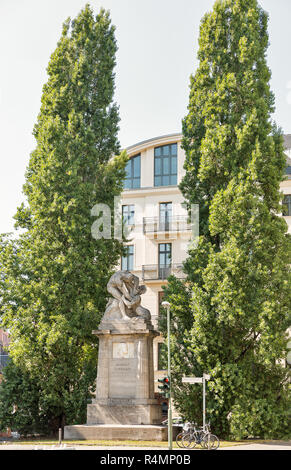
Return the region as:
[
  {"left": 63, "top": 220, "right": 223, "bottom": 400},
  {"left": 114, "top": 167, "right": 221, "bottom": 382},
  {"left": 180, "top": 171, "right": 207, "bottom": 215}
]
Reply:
[{"left": 0, "top": 0, "right": 291, "bottom": 234}]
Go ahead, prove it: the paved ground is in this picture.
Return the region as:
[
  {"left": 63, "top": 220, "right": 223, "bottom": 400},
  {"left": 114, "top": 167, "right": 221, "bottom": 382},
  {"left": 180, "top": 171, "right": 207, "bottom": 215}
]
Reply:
[
  {"left": 220, "top": 442, "right": 291, "bottom": 450},
  {"left": 0, "top": 442, "right": 290, "bottom": 450}
]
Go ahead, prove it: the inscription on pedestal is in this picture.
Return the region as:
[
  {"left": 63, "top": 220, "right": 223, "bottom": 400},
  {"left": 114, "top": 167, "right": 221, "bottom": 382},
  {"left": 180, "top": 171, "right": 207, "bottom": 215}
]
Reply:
[
  {"left": 109, "top": 358, "right": 137, "bottom": 398},
  {"left": 109, "top": 342, "right": 137, "bottom": 398}
]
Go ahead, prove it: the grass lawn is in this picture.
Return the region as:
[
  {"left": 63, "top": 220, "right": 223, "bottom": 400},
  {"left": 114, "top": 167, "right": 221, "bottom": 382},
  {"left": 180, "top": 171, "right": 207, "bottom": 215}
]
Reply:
[{"left": 0, "top": 438, "right": 265, "bottom": 448}]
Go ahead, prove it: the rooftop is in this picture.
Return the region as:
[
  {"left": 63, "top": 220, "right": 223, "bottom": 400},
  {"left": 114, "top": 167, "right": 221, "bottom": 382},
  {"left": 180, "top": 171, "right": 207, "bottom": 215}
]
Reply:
[{"left": 126, "top": 133, "right": 291, "bottom": 152}]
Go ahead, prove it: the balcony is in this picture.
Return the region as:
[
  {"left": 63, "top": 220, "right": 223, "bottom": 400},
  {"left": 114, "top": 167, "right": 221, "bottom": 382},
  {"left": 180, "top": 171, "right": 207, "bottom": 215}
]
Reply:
[
  {"left": 142, "top": 263, "right": 186, "bottom": 281},
  {"left": 143, "top": 215, "right": 191, "bottom": 235}
]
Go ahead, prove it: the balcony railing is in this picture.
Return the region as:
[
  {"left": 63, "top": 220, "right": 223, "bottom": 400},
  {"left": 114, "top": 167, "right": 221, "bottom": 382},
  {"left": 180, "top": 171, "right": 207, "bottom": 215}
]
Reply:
[
  {"left": 142, "top": 263, "right": 186, "bottom": 281},
  {"left": 143, "top": 215, "right": 191, "bottom": 234}
]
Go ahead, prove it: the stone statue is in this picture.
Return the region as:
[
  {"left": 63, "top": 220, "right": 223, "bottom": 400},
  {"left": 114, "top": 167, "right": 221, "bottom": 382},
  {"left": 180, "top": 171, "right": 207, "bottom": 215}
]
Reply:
[
  {"left": 64, "top": 269, "right": 162, "bottom": 439},
  {"left": 100, "top": 271, "right": 151, "bottom": 328}
]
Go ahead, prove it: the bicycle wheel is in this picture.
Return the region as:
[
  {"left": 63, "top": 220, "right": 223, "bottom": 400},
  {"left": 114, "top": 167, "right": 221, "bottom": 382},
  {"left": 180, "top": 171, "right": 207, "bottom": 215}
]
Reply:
[
  {"left": 182, "top": 432, "right": 197, "bottom": 449},
  {"left": 202, "top": 434, "right": 220, "bottom": 450},
  {"left": 197, "top": 431, "right": 208, "bottom": 449},
  {"left": 200, "top": 434, "right": 208, "bottom": 449},
  {"left": 175, "top": 432, "right": 185, "bottom": 449}
]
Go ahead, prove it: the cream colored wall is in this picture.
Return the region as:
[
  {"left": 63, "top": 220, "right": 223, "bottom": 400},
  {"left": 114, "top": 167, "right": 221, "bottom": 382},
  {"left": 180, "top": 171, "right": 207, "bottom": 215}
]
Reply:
[
  {"left": 177, "top": 141, "right": 186, "bottom": 182},
  {"left": 121, "top": 133, "right": 187, "bottom": 272},
  {"left": 121, "top": 144, "right": 190, "bottom": 273},
  {"left": 140, "top": 148, "right": 153, "bottom": 187},
  {"left": 120, "top": 223, "right": 190, "bottom": 279}
]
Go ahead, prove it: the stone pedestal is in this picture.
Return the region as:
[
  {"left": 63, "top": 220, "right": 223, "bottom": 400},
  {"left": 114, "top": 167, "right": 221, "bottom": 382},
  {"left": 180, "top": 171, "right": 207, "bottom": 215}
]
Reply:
[
  {"left": 64, "top": 270, "right": 165, "bottom": 441},
  {"left": 88, "top": 324, "right": 162, "bottom": 425},
  {"left": 64, "top": 320, "right": 164, "bottom": 440}
]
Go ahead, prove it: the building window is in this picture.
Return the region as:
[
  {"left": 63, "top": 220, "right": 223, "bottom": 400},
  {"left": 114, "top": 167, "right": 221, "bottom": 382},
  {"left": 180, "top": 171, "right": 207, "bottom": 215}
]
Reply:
[
  {"left": 158, "top": 343, "right": 167, "bottom": 371},
  {"left": 159, "top": 202, "right": 172, "bottom": 231},
  {"left": 158, "top": 243, "right": 171, "bottom": 279},
  {"left": 122, "top": 205, "right": 135, "bottom": 225},
  {"left": 124, "top": 154, "right": 141, "bottom": 189},
  {"left": 121, "top": 245, "right": 134, "bottom": 271},
  {"left": 154, "top": 144, "right": 177, "bottom": 187},
  {"left": 283, "top": 195, "right": 291, "bottom": 216}
]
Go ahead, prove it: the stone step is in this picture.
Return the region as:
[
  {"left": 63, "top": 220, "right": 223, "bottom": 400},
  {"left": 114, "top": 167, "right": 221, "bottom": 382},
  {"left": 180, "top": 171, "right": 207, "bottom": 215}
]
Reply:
[{"left": 64, "top": 424, "right": 170, "bottom": 441}]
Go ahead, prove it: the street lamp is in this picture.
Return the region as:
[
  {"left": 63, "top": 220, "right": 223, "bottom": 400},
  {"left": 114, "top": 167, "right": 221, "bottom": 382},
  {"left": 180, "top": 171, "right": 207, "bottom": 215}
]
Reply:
[{"left": 161, "top": 300, "right": 172, "bottom": 450}]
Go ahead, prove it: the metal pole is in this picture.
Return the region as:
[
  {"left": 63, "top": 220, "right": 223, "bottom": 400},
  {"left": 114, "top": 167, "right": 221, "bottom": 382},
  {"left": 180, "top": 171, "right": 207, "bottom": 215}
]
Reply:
[
  {"left": 167, "top": 304, "right": 172, "bottom": 450},
  {"left": 202, "top": 375, "right": 206, "bottom": 431},
  {"left": 58, "top": 427, "right": 62, "bottom": 446}
]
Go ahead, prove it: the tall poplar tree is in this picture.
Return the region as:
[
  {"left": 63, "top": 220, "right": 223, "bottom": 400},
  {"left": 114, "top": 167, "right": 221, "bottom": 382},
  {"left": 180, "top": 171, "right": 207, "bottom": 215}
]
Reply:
[
  {"left": 0, "top": 5, "right": 127, "bottom": 434},
  {"left": 161, "top": 0, "right": 291, "bottom": 439}
]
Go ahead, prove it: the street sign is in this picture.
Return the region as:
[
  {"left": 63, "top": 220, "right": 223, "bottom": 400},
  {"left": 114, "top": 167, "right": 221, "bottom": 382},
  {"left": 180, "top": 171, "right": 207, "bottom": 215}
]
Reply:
[
  {"left": 182, "top": 373, "right": 211, "bottom": 430},
  {"left": 182, "top": 377, "right": 203, "bottom": 384}
]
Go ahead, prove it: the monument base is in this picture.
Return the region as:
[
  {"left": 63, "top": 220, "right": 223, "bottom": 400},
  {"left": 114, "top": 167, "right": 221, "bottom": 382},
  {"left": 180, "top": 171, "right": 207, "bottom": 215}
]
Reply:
[
  {"left": 87, "top": 401, "right": 162, "bottom": 425},
  {"left": 64, "top": 424, "right": 168, "bottom": 441},
  {"left": 65, "top": 271, "right": 167, "bottom": 442}
]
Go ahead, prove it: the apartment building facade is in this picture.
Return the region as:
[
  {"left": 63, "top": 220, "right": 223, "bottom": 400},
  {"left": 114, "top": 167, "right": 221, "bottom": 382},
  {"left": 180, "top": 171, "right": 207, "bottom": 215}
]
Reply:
[{"left": 119, "top": 133, "right": 291, "bottom": 387}]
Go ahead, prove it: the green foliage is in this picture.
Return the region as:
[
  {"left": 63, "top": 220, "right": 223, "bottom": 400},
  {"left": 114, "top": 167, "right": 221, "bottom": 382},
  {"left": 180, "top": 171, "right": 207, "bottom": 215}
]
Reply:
[
  {"left": 0, "top": 4, "right": 126, "bottom": 435},
  {"left": 0, "top": 362, "right": 47, "bottom": 435},
  {"left": 161, "top": 0, "right": 291, "bottom": 439}
]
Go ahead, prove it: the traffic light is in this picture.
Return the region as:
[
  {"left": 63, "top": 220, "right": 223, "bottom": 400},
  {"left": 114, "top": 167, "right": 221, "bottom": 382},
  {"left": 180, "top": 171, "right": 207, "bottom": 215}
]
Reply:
[{"left": 158, "top": 376, "right": 170, "bottom": 398}]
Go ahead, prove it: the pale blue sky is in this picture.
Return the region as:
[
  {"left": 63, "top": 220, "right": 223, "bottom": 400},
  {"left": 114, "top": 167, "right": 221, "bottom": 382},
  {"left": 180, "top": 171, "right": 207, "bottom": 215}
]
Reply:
[{"left": 0, "top": 0, "right": 291, "bottom": 233}]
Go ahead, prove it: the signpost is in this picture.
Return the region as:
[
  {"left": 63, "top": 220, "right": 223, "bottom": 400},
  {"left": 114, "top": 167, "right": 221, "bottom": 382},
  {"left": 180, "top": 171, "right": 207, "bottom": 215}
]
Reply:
[
  {"left": 182, "top": 373, "right": 210, "bottom": 430},
  {"left": 161, "top": 301, "right": 172, "bottom": 450}
]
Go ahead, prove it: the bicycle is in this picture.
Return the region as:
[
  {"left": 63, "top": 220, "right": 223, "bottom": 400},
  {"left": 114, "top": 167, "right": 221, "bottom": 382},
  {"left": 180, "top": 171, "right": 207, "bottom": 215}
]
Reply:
[
  {"left": 175, "top": 422, "right": 196, "bottom": 448},
  {"left": 182, "top": 423, "right": 220, "bottom": 450},
  {"left": 181, "top": 424, "right": 203, "bottom": 449}
]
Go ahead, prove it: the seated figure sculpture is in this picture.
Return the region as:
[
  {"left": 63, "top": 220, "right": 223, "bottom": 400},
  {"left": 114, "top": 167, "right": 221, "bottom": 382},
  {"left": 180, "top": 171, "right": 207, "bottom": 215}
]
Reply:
[{"left": 100, "top": 271, "right": 151, "bottom": 328}]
